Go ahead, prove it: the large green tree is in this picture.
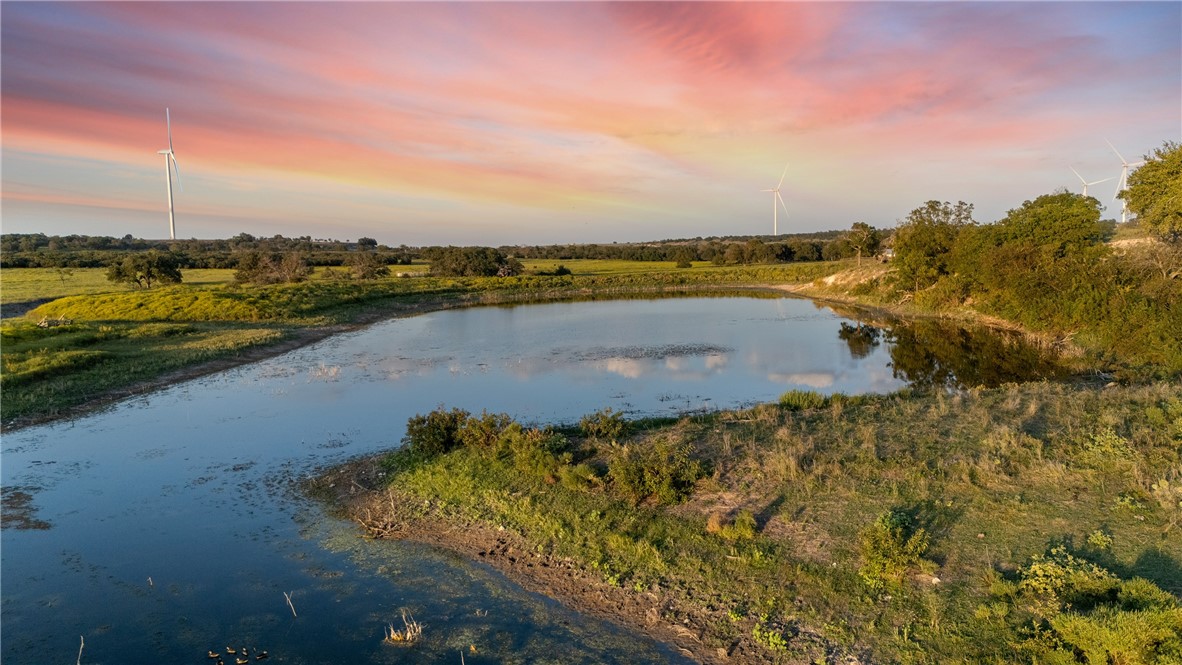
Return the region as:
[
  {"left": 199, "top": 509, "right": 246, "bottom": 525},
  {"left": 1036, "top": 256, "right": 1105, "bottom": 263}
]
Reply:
[
  {"left": 105, "top": 250, "right": 183, "bottom": 289},
  {"left": 424, "top": 246, "right": 522, "bottom": 277},
  {"left": 892, "top": 200, "right": 974, "bottom": 292},
  {"left": 1120, "top": 141, "right": 1182, "bottom": 243}
]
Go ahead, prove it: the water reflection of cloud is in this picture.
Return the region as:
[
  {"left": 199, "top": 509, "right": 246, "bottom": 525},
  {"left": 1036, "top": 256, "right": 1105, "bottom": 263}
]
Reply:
[
  {"left": 705, "top": 354, "right": 728, "bottom": 370},
  {"left": 769, "top": 372, "right": 836, "bottom": 388},
  {"left": 665, "top": 357, "right": 688, "bottom": 371},
  {"left": 600, "top": 358, "right": 648, "bottom": 378}
]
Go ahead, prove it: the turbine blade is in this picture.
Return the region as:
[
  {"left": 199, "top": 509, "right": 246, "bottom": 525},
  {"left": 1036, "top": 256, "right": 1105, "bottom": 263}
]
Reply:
[
  {"left": 1069, "top": 166, "right": 1085, "bottom": 184},
  {"left": 1088, "top": 176, "right": 1114, "bottom": 186},
  {"left": 166, "top": 108, "right": 173, "bottom": 152},
  {"left": 777, "top": 191, "right": 789, "bottom": 219},
  {"left": 1105, "top": 138, "right": 1127, "bottom": 165},
  {"left": 1113, "top": 170, "right": 1126, "bottom": 201},
  {"left": 777, "top": 162, "right": 789, "bottom": 189},
  {"left": 171, "top": 154, "right": 183, "bottom": 192}
]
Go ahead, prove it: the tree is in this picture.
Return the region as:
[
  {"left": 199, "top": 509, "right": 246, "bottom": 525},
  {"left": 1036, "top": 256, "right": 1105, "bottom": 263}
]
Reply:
[
  {"left": 672, "top": 246, "right": 696, "bottom": 269},
  {"left": 892, "top": 200, "right": 974, "bottom": 292},
  {"left": 424, "top": 246, "right": 520, "bottom": 277},
  {"left": 234, "top": 251, "right": 312, "bottom": 284},
  {"left": 844, "top": 222, "right": 881, "bottom": 266},
  {"left": 356, "top": 236, "right": 378, "bottom": 250},
  {"left": 347, "top": 251, "right": 390, "bottom": 280},
  {"left": 106, "top": 251, "right": 183, "bottom": 289},
  {"left": 1120, "top": 141, "right": 1182, "bottom": 242}
]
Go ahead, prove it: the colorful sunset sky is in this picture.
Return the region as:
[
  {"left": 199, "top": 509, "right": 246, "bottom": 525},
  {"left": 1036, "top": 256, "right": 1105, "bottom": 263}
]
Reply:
[{"left": 2, "top": 2, "right": 1179, "bottom": 245}]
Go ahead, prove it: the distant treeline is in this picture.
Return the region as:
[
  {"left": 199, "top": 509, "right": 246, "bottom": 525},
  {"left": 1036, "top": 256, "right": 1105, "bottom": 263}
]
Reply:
[{"left": 0, "top": 230, "right": 861, "bottom": 269}]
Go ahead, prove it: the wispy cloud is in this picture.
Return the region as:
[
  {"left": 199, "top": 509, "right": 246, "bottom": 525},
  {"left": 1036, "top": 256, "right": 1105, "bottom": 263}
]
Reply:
[{"left": 2, "top": 2, "right": 1177, "bottom": 242}]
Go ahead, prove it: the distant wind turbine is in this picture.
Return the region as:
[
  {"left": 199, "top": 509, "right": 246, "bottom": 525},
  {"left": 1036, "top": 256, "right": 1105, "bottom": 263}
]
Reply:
[
  {"left": 157, "top": 108, "right": 183, "bottom": 240},
  {"left": 760, "top": 163, "right": 790, "bottom": 235},
  {"left": 1105, "top": 139, "right": 1144, "bottom": 224},
  {"left": 1069, "top": 166, "right": 1113, "bottom": 198}
]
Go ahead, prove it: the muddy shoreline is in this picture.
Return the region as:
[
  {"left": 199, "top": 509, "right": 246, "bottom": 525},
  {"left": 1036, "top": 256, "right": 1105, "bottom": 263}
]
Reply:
[{"left": 309, "top": 455, "right": 836, "bottom": 665}]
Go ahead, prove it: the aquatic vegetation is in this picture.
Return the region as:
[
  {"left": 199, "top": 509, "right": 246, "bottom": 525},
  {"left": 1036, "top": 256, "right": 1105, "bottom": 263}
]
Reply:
[{"left": 383, "top": 610, "right": 423, "bottom": 645}]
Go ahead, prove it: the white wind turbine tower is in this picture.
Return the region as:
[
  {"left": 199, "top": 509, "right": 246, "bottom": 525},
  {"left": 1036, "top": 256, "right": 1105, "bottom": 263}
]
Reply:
[
  {"left": 1069, "top": 166, "right": 1113, "bottom": 198},
  {"left": 1105, "top": 139, "right": 1143, "bottom": 224},
  {"left": 760, "top": 163, "right": 790, "bottom": 235},
  {"left": 157, "top": 108, "right": 183, "bottom": 240}
]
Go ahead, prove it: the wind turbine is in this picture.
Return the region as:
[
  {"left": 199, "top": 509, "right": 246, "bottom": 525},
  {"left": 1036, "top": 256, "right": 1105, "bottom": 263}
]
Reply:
[
  {"left": 157, "top": 108, "right": 183, "bottom": 240},
  {"left": 1069, "top": 166, "right": 1113, "bottom": 198},
  {"left": 760, "top": 163, "right": 790, "bottom": 235},
  {"left": 1105, "top": 139, "right": 1143, "bottom": 224}
]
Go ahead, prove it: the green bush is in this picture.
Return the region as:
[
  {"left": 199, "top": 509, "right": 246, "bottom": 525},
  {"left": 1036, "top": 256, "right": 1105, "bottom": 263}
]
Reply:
[
  {"left": 403, "top": 407, "right": 471, "bottom": 459},
  {"left": 580, "top": 407, "right": 629, "bottom": 440},
  {"left": 858, "top": 509, "right": 930, "bottom": 594},
  {"left": 457, "top": 410, "right": 515, "bottom": 448},
  {"left": 499, "top": 423, "right": 571, "bottom": 477},
  {"left": 1004, "top": 545, "right": 1182, "bottom": 664},
  {"left": 608, "top": 437, "right": 704, "bottom": 505}
]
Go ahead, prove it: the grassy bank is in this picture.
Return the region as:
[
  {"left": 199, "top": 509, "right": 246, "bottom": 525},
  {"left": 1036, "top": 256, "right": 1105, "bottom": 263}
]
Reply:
[
  {"left": 0, "top": 260, "right": 845, "bottom": 427},
  {"left": 327, "top": 382, "right": 1182, "bottom": 664}
]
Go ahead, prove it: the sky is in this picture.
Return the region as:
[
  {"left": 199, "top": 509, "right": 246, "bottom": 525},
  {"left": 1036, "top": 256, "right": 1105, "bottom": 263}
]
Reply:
[{"left": 2, "top": 2, "right": 1179, "bottom": 246}]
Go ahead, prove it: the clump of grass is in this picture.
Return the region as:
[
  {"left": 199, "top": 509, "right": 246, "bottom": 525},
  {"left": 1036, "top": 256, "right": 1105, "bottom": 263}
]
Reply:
[
  {"left": 383, "top": 610, "right": 423, "bottom": 645},
  {"left": 707, "top": 510, "right": 758, "bottom": 541},
  {"left": 778, "top": 389, "right": 827, "bottom": 411}
]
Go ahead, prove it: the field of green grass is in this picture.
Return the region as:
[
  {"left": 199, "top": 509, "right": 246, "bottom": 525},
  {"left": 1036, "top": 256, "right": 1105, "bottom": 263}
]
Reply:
[
  {"left": 0, "top": 267, "right": 237, "bottom": 305},
  {"left": 351, "top": 382, "right": 1182, "bottom": 664}
]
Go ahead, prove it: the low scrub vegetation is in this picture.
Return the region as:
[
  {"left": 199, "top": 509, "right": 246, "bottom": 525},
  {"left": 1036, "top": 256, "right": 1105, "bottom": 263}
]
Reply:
[{"left": 364, "top": 382, "right": 1182, "bottom": 663}]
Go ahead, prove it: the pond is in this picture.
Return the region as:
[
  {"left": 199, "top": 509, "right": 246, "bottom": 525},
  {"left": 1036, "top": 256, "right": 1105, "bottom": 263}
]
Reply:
[{"left": 0, "top": 295, "right": 1068, "bottom": 664}]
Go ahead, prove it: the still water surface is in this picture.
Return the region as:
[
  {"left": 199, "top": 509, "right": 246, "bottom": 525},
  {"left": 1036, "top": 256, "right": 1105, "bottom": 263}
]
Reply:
[{"left": 1, "top": 296, "right": 1063, "bottom": 664}]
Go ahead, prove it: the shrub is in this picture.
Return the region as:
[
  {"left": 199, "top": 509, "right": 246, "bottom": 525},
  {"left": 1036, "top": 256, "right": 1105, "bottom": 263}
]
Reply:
[
  {"left": 499, "top": 423, "right": 570, "bottom": 477},
  {"left": 1004, "top": 545, "right": 1182, "bottom": 663},
  {"left": 859, "top": 509, "right": 930, "bottom": 594},
  {"left": 580, "top": 407, "right": 629, "bottom": 440},
  {"left": 608, "top": 437, "right": 704, "bottom": 505},
  {"left": 457, "top": 411, "right": 515, "bottom": 448},
  {"left": 403, "top": 407, "right": 471, "bottom": 459}
]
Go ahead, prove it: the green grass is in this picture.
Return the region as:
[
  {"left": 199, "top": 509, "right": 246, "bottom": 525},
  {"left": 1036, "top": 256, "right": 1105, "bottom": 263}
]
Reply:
[
  {"left": 0, "top": 318, "right": 285, "bottom": 422},
  {"left": 362, "top": 382, "right": 1182, "bottom": 663},
  {"left": 0, "top": 267, "right": 236, "bottom": 304}
]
